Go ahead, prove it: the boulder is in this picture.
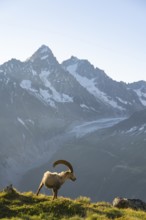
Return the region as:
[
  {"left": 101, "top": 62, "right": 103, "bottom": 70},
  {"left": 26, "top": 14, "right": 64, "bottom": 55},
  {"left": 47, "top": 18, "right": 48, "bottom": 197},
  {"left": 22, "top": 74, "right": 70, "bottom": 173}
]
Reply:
[
  {"left": 3, "top": 184, "right": 15, "bottom": 193},
  {"left": 113, "top": 197, "right": 146, "bottom": 211}
]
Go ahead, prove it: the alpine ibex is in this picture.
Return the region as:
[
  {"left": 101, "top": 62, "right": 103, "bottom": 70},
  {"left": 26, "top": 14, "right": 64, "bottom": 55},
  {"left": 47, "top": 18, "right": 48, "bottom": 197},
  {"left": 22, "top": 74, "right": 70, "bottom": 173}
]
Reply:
[{"left": 36, "top": 160, "right": 76, "bottom": 199}]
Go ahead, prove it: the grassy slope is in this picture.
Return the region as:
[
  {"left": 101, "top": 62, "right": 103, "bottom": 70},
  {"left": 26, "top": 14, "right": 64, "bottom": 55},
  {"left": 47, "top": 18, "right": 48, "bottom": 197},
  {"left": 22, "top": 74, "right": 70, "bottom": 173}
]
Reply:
[{"left": 0, "top": 189, "right": 146, "bottom": 220}]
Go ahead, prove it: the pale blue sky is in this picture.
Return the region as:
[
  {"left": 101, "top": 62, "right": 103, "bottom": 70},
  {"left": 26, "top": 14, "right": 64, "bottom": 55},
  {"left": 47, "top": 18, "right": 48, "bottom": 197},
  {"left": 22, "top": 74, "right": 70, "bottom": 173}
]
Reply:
[{"left": 0, "top": 0, "right": 146, "bottom": 83}]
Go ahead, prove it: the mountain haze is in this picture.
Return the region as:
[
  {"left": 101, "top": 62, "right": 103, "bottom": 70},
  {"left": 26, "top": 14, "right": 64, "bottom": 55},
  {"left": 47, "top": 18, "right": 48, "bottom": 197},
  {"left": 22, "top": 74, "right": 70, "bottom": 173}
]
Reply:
[{"left": 0, "top": 45, "right": 146, "bottom": 201}]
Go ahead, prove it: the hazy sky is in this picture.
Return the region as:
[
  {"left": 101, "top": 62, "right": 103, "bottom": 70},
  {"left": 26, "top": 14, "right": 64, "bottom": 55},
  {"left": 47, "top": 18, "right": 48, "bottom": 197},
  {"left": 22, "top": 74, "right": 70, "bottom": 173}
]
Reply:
[{"left": 0, "top": 0, "right": 146, "bottom": 83}]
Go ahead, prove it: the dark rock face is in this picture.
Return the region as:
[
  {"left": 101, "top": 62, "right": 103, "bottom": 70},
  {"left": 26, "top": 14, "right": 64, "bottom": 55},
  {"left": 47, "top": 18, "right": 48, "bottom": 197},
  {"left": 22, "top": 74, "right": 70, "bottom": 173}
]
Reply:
[{"left": 113, "top": 197, "right": 146, "bottom": 211}]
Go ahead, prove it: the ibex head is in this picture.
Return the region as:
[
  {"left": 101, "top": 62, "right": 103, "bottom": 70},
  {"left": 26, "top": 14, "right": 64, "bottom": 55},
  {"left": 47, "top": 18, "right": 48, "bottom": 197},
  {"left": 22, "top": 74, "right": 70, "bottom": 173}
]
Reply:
[{"left": 53, "top": 160, "right": 76, "bottom": 181}]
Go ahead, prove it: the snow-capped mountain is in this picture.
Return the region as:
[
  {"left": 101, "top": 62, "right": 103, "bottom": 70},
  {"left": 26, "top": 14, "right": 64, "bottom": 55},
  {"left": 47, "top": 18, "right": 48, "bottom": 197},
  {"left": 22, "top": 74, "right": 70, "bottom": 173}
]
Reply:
[
  {"left": 0, "top": 44, "right": 146, "bottom": 192},
  {"left": 62, "top": 56, "right": 145, "bottom": 115},
  {"left": 1, "top": 44, "right": 145, "bottom": 121}
]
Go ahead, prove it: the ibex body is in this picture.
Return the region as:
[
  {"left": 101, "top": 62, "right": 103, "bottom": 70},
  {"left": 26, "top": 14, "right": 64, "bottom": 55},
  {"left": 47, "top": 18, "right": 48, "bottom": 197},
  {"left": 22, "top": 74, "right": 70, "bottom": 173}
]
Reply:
[{"left": 36, "top": 160, "right": 76, "bottom": 199}]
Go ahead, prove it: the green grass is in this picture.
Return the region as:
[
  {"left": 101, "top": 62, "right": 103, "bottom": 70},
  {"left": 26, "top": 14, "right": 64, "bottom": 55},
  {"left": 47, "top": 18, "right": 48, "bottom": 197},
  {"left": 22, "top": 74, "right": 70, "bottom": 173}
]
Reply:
[{"left": 0, "top": 189, "right": 146, "bottom": 220}]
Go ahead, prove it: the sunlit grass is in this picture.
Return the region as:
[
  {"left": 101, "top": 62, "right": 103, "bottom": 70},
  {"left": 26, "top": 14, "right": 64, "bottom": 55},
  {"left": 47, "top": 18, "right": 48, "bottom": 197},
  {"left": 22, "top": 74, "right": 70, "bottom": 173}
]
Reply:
[{"left": 0, "top": 188, "right": 146, "bottom": 220}]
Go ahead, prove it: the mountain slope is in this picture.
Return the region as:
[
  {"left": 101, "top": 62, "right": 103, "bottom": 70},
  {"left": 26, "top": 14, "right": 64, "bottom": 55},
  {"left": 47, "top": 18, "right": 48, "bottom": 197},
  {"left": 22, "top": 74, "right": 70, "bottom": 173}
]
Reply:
[
  {"left": 0, "top": 44, "right": 146, "bottom": 193},
  {"left": 25, "top": 109, "right": 146, "bottom": 202}
]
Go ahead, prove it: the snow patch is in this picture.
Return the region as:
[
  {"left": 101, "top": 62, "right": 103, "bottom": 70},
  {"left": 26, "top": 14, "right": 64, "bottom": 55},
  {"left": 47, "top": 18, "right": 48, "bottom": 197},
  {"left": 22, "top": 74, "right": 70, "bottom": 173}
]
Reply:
[
  {"left": 17, "top": 117, "right": 25, "bottom": 126},
  {"left": 123, "top": 124, "right": 146, "bottom": 135},
  {"left": 39, "top": 88, "right": 55, "bottom": 108},
  {"left": 20, "top": 80, "right": 37, "bottom": 92},
  {"left": 139, "top": 125, "right": 145, "bottom": 131},
  {"left": 80, "top": 104, "right": 96, "bottom": 111},
  {"left": 126, "top": 127, "right": 137, "bottom": 133},
  {"left": 17, "top": 117, "right": 30, "bottom": 131},
  {"left": 80, "top": 104, "right": 90, "bottom": 109},
  {"left": 117, "top": 97, "right": 130, "bottom": 105},
  {"left": 39, "top": 70, "right": 51, "bottom": 87},
  {"left": 41, "top": 55, "right": 49, "bottom": 60}
]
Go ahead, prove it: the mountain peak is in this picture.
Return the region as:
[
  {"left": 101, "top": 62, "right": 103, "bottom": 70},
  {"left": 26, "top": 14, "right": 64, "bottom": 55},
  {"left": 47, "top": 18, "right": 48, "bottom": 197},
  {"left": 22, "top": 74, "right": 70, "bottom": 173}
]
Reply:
[
  {"left": 28, "top": 45, "right": 55, "bottom": 62},
  {"left": 38, "top": 44, "right": 52, "bottom": 54},
  {"left": 62, "top": 56, "right": 96, "bottom": 69},
  {"left": 70, "top": 56, "right": 79, "bottom": 62},
  {"left": 62, "top": 56, "right": 80, "bottom": 68}
]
